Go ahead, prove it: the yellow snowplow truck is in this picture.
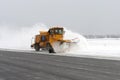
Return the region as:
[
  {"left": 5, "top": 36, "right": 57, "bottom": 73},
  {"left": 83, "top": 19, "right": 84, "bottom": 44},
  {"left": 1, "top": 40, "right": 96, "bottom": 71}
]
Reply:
[{"left": 31, "top": 27, "right": 73, "bottom": 53}]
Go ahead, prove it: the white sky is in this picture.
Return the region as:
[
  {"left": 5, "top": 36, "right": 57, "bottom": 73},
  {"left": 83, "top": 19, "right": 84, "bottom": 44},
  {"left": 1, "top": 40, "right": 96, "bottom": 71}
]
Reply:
[{"left": 0, "top": 0, "right": 120, "bottom": 35}]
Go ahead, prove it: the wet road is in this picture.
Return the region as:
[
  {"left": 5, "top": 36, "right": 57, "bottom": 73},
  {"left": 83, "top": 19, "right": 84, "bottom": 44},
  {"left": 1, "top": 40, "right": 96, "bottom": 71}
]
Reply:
[{"left": 0, "top": 50, "right": 120, "bottom": 80}]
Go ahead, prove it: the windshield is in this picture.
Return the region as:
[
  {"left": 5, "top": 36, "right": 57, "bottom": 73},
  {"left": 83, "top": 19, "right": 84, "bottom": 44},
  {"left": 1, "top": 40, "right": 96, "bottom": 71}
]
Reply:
[{"left": 55, "top": 29, "right": 63, "bottom": 34}]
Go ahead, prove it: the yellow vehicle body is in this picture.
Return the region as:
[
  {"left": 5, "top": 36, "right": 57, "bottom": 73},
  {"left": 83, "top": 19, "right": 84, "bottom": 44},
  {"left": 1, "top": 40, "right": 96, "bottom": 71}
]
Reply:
[{"left": 31, "top": 27, "right": 71, "bottom": 53}]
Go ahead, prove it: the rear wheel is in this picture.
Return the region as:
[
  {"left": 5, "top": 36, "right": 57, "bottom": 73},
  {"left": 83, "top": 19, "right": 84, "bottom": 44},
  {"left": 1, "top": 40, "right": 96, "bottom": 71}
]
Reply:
[
  {"left": 46, "top": 43, "right": 55, "bottom": 53},
  {"left": 34, "top": 43, "right": 40, "bottom": 51}
]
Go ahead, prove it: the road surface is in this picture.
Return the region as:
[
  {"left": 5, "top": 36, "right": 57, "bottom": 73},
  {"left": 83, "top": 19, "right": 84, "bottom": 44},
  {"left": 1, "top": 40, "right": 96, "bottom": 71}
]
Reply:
[{"left": 0, "top": 50, "right": 120, "bottom": 80}]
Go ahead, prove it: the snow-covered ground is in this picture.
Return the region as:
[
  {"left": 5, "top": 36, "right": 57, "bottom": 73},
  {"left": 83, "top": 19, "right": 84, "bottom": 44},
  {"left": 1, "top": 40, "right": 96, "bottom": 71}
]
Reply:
[
  {"left": 66, "top": 38, "right": 120, "bottom": 59},
  {"left": 0, "top": 38, "right": 120, "bottom": 60}
]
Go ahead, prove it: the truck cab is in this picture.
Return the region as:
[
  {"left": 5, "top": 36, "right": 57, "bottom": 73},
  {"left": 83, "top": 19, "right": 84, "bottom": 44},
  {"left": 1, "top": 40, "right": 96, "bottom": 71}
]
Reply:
[{"left": 48, "top": 27, "right": 64, "bottom": 41}]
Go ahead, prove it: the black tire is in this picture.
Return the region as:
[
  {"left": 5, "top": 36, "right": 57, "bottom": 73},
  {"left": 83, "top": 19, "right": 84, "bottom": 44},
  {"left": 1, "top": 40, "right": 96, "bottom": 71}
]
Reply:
[
  {"left": 49, "top": 49, "right": 54, "bottom": 53},
  {"left": 46, "top": 43, "right": 55, "bottom": 53},
  {"left": 34, "top": 43, "right": 40, "bottom": 51}
]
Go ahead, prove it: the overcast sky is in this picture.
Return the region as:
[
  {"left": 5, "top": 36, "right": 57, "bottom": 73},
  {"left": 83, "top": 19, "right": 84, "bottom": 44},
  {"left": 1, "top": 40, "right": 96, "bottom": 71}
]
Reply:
[{"left": 0, "top": 0, "right": 120, "bottom": 35}]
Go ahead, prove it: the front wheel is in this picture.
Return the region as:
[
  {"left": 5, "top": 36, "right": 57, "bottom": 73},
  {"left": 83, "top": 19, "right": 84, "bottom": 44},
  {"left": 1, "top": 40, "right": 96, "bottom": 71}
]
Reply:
[
  {"left": 46, "top": 43, "right": 55, "bottom": 53},
  {"left": 49, "top": 48, "right": 55, "bottom": 53}
]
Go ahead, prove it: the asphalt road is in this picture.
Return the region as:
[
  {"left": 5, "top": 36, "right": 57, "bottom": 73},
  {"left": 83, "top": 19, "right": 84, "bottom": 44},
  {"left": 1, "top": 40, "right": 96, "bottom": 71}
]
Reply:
[{"left": 0, "top": 50, "right": 120, "bottom": 80}]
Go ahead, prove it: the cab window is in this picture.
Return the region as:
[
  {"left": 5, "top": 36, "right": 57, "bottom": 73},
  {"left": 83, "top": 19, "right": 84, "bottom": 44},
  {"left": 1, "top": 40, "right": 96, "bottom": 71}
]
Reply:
[
  {"left": 41, "top": 35, "right": 46, "bottom": 42},
  {"left": 55, "top": 30, "right": 59, "bottom": 34},
  {"left": 55, "top": 29, "right": 63, "bottom": 34},
  {"left": 50, "top": 30, "right": 54, "bottom": 34},
  {"left": 59, "top": 29, "right": 63, "bottom": 34}
]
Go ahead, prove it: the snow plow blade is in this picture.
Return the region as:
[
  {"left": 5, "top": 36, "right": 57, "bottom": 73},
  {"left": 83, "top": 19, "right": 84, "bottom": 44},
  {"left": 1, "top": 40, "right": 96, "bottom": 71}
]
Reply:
[{"left": 52, "top": 38, "right": 79, "bottom": 53}]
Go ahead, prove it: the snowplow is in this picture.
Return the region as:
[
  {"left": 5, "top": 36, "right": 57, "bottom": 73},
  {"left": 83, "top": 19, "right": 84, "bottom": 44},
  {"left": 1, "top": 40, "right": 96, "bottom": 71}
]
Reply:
[{"left": 31, "top": 27, "right": 78, "bottom": 53}]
